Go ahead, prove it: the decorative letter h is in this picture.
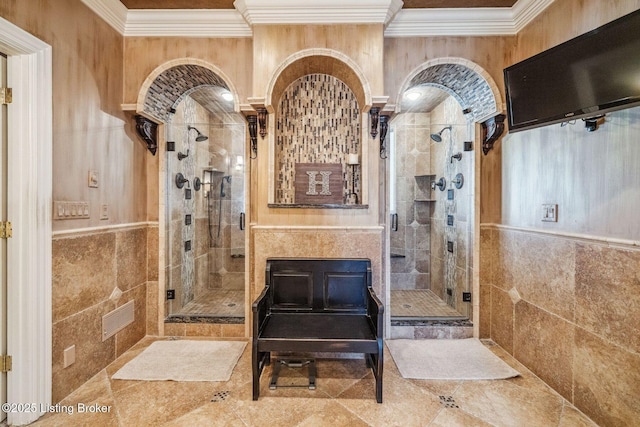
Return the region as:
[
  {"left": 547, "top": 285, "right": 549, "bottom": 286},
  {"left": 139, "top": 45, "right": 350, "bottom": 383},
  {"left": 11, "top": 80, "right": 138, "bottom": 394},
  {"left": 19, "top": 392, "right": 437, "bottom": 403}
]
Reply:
[{"left": 306, "top": 171, "right": 332, "bottom": 195}]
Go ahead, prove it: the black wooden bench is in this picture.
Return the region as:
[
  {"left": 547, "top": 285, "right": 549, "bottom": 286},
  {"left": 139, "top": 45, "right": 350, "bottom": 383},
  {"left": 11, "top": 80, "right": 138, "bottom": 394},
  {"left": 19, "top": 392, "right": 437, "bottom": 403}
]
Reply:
[{"left": 252, "top": 258, "right": 384, "bottom": 402}]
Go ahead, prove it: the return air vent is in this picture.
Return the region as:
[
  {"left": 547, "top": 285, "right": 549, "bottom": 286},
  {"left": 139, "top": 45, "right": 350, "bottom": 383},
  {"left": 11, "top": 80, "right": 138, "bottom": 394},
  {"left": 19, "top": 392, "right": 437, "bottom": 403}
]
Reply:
[{"left": 102, "top": 300, "right": 134, "bottom": 341}]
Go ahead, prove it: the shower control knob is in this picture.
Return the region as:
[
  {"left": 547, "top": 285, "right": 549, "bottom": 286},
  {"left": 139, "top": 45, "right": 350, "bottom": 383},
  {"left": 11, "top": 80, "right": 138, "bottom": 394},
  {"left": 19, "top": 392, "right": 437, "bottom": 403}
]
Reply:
[
  {"left": 452, "top": 173, "right": 464, "bottom": 189},
  {"left": 175, "top": 173, "right": 189, "bottom": 189},
  {"left": 432, "top": 177, "right": 446, "bottom": 191}
]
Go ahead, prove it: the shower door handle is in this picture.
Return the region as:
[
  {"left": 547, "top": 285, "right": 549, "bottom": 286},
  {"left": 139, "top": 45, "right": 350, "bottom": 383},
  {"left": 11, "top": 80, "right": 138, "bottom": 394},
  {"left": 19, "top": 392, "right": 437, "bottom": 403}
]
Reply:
[
  {"left": 391, "top": 213, "right": 398, "bottom": 231},
  {"left": 239, "top": 212, "right": 245, "bottom": 230}
]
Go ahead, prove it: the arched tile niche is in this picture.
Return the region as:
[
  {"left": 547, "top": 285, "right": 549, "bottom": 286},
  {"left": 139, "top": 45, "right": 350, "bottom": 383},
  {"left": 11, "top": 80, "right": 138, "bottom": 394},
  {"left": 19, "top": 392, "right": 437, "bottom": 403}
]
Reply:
[{"left": 265, "top": 50, "right": 372, "bottom": 206}]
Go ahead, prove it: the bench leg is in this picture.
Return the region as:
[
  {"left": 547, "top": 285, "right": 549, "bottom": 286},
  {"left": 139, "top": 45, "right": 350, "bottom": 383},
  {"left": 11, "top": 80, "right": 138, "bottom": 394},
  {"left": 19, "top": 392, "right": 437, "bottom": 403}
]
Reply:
[{"left": 252, "top": 341, "right": 260, "bottom": 401}]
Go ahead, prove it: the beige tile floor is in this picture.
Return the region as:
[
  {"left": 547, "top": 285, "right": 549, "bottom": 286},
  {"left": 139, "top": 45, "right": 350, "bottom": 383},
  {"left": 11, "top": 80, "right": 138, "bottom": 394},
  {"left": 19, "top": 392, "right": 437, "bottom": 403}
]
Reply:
[
  {"left": 30, "top": 337, "right": 598, "bottom": 427},
  {"left": 175, "top": 289, "right": 245, "bottom": 317},
  {"left": 390, "top": 290, "right": 467, "bottom": 320}
]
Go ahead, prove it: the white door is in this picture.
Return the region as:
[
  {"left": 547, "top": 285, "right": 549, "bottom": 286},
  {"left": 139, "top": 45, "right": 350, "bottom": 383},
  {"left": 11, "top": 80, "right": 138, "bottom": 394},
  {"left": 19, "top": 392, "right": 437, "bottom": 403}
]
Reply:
[{"left": 0, "top": 52, "right": 7, "bottom": 424}]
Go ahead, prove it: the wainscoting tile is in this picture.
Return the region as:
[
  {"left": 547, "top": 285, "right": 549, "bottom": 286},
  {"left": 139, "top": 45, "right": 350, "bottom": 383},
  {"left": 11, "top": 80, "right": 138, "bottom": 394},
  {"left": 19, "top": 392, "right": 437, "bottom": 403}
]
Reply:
[
  {"left": 514, "top": 300, "right": 574, "bottom": 401},
  {"left": 575, "top": 243, "right": 640, "bottom": 354},
  {"left": 574, "top": 328, "right": 640, "bottom": 427}
]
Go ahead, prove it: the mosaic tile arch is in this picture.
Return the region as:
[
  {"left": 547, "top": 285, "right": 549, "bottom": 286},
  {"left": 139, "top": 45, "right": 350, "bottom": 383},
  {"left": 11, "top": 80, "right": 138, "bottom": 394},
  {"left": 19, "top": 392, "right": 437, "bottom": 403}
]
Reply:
[
  {"left": 399, "top": 58, "right": 501, "bottom": 123},
  {"left": 275, "top": 73, "right": 361, "bottom": 204},
  {"left": 142, "top": 64, "right": 231, "bottom": 123}
]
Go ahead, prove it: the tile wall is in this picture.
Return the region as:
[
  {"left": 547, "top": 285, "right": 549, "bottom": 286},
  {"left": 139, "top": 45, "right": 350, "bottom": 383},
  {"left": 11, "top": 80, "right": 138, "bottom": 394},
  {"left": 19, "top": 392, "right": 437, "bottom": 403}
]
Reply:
[
  {"left": 481, "top": 225, "right": 640, "bottom": 426},
  {"left": 52, "top": 225, "right": 151, "bottom": 403},
  {"left": 275, "top": 74, "right": 361, "bottom": 204}
]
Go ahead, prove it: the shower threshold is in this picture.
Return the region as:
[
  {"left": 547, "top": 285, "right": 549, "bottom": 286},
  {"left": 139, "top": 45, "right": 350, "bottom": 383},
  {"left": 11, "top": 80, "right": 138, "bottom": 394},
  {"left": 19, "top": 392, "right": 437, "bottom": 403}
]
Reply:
[
  {"left": 167, "top": 289, "right": 244, "bottom": 324},
  {"left": 390, "top": 290, "right": 469, "bottom": 323}
]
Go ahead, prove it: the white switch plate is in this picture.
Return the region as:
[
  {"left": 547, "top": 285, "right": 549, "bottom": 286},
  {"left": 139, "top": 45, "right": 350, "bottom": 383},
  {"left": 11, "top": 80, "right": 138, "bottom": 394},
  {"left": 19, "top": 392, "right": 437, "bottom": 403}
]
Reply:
[
  {"left": 54, "top": 201, "right": 90, "bottom": 220},
  {"left": 100, "top": 204, "right": 109, "bottom": 220},
  {"left": 542, "top": 204, "right": 558, "bottom": 222},
  {"left": 88, "top": 169, "right": 99, "bottom": 188}
]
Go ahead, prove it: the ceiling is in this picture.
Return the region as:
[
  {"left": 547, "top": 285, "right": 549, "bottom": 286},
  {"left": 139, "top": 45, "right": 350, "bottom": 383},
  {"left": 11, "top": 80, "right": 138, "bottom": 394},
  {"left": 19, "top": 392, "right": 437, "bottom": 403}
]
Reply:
[{"left": 120, "top": 0, "right": 517, "bottom": 9}]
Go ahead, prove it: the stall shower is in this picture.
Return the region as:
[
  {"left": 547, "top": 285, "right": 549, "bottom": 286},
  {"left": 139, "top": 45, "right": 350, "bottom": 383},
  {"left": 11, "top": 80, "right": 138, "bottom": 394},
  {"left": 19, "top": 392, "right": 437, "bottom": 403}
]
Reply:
[
  {"left": 389, "top": 95, "right": 474, "bottom": 322},
  {"left": 164, "top": 93, "right": 246, "bottom": 322}
]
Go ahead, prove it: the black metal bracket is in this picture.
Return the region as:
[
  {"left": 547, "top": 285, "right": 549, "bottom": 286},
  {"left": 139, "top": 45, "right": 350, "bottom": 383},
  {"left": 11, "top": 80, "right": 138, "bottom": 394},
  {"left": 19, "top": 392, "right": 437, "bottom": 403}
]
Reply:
[
  {"left": 379, "top": 115, "right": 389, "bottom": 159},
  {"left": 369, "top": 107, "right": 380, "bottom": 139},
  {"left": 135, "top": 115, "right": 158, "bottom": 155},
  {"left": 481, "top": 114, "right": 506, "bottom": 155},
  {"left": 247, "top": 115, "right": 258, "bottom": 159}
]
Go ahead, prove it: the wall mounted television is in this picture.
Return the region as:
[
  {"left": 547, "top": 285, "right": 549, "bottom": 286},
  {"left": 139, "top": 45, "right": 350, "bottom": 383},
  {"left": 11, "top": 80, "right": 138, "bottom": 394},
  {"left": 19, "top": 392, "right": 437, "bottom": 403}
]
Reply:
[{"left": 504, "top": 9, "right": 640, "bottom": 133}]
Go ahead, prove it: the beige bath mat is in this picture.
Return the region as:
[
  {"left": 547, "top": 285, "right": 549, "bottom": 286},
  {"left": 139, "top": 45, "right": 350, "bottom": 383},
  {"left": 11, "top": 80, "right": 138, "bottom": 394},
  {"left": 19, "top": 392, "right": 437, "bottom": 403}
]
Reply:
[
  {"left": 387, "top": 338, "right": 520, "bottom": 380},
  {"left": 112, "top": 340, "right": 246, "bottom": 382}
]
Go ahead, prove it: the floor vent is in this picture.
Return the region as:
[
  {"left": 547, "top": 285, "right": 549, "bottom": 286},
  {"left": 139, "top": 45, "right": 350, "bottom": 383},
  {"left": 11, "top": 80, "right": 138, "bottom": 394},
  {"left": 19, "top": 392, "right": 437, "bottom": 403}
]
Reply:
[
  {"left": 211, "top": 390, "right": 230, "bottom": 402},
  {"left": 102, "top": 300, "right": 134, "bottom": 341},
  {"left": 439, "top": 395, "right": 459, "bottom": 408}
]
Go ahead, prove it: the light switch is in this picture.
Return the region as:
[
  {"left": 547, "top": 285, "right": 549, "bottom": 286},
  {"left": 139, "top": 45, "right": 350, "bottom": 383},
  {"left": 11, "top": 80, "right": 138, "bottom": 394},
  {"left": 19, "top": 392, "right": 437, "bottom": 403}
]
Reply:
[
  {"left": 88, "top": 170, "right": 99, "bottom": 188},
  {"left": 542, "top": 204, "right": 558, "bottom": 222}
]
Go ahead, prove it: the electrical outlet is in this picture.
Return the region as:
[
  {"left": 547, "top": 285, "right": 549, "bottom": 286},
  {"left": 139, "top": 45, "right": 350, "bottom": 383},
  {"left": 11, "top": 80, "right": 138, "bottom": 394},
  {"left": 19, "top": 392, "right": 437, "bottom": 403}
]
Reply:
[
  {"left": 166, "top": 289, "right": 175, "bottom": 300},
  {"left": 100, "top": 204, "right": 109, "bottom": 220},
  {"left": 542, "top": 204, "right": 558, "bottom": 222}
]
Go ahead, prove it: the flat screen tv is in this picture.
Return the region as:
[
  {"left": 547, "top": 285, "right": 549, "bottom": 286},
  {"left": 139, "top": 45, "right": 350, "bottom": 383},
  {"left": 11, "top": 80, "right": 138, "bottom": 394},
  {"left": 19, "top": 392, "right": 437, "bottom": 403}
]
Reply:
[{"left": 504, "top": 9, "right": 640, "bottom": 132}]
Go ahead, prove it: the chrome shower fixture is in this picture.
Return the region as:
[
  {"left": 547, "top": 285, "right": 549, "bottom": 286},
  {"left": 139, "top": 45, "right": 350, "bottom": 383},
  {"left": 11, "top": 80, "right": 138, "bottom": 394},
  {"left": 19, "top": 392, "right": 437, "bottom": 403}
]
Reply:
[
  {"left": 187, "top": 125, "right": 208, "bottom": 142},
  {"left": 451, "top": 152, "right": 462, "bottom": 163},
  {"left": 430, "top": 126, "right": 452, "bottom": 142},
  {"left": 431, "top": 177, "right": 446, "bottom": 191}
]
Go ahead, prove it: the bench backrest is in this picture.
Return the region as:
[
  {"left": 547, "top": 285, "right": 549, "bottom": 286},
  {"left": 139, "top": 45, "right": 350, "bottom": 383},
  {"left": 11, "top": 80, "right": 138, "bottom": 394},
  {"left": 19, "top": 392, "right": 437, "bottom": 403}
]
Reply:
[{"left": 265, "top": 258, "right": 372, "bottom": 314}]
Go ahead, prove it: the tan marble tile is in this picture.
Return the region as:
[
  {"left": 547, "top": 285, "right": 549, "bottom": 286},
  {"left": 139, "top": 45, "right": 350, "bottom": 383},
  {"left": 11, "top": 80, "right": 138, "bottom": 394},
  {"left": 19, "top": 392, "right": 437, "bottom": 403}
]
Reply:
[
  {"left": 221, "top": 324, "right": 246, "bottom": 337},
  {"left": 230, "top": 396, "right": 333, "bottom": 427},
  {"left": 164, "top": 322, "right": 186, "bottom": 336},
  {"left": 185, "top": 323, "right": 222, "bottom": 337},
  {"left": 147, "top": 225, "right": 159, "bottom": 281},
  {"left": 34, "top": 370, "right": 117, "bottom": 427},
  {"left": 558, "top": 404, "right": 599, "bottom": 427},
  {"left": 430, "top": 408, "right": 494, "bottom": 427},
  {"left": 337, "top": 372, "right": 441, "bottom": 426},
  {"left": 146, "top": 281, "right": 159, "bottom": 336},
  {"left": 454, "top": 379, "right": 564, "bottom": 427},
  {"left": 52, "top": 232, "right": 116, "bottom": 323},
  {"left": 514, "top": 300, "right": 574, "bottom": 401},
  {"left": 116, "top": 227, "right": 148, "bottom": 291},
  {"left": 490, "top": 286, "right": 513, "bottom": 353},
  {"left": 162, "top": 402, "right": 246, "bottom": 427},
  {"left": 479, "top": 226, "right": 496, "bottom": 286},
  {"left": 573, "top": 328, "right": 640, "bottom": 426},
  {"left": 496, "top": 230, "right": 576, "bottom": 320},
  {"left": 52, "top": 301, "right": 116, "bottom": 403},
  {"left": 479, "top": 284, "right": 491, "bottom": 338},
  {"left": 296, "top": 401, "right": 369, "bottom": 426},
  {"left": 575, "top": 243, "right": 640, "bottom": 354},
  {"left": 112, "top": 380, "right": 215, "bottom": 426}
]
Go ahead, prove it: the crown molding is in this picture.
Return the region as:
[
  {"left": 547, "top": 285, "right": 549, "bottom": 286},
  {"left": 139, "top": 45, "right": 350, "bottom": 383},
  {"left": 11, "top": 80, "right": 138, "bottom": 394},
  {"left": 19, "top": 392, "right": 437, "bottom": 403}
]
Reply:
[
  {"left": 512, "top": 0, "right": 555, "bottom": 33},
  {"left": 125, "top": 10, "right": 252, "bottom": 37},
  {"left": 81, "top": 0, "right": 127, "bottom": 34},
  {"left": 233, "top": 0, "right": 403, "bottom": 25},
  {"left": 82, "top": 0, "right": 554, "bottom": 37},
  {"left": 385, "top": 0, "right": 555, "bottom": 37},
  {"left": 384, "top": 8, "right": 515, "bottom": 36}
]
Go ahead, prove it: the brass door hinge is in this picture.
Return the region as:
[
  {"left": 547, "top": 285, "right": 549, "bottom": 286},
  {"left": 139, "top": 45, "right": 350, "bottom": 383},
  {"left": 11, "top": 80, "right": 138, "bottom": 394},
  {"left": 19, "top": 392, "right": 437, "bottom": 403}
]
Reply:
[
  {"left": 0, "top": 221, "right": 12, "bottom": 239},
  {"left": 1, "top": 355, "right": 11, "bottom": 373},
  {"left": 0, "top": 87, "right": 12, "bottom": 105}
]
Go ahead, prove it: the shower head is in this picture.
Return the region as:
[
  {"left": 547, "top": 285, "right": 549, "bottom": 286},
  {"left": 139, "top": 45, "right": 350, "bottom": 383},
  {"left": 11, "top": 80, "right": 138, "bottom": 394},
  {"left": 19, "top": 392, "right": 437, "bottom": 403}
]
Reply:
[
  {"left": 187, "top": 125, "right": 208, "bottom": 142},
  {"left": 430, "top": 126, "right": 452, "bottom": 142}
]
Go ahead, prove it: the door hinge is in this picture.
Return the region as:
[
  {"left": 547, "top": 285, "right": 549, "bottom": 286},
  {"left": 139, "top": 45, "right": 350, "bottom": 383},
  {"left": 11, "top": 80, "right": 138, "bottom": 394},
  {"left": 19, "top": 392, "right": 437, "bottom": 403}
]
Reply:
[
  {"left": 1, "top": 355, "right": 12, "bottom": 373},
  {"left": 0, "top": 87, "right": 12, "bottom": 105},
  {"left": 0, "top": 221, "right": 12, "bottom": 239}
]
